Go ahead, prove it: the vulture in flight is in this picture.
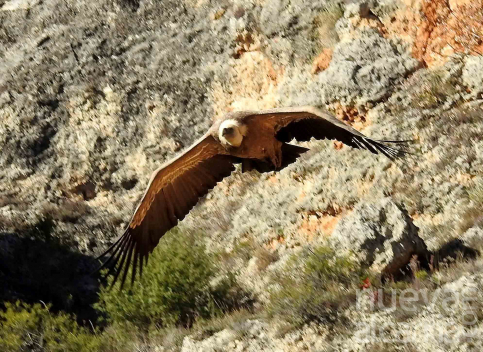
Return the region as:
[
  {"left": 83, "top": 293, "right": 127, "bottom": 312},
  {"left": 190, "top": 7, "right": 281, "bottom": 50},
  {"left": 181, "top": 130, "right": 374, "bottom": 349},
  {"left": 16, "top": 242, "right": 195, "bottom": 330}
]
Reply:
[{"left": 97, "top": 106, "right": 409, "bottom": 287}]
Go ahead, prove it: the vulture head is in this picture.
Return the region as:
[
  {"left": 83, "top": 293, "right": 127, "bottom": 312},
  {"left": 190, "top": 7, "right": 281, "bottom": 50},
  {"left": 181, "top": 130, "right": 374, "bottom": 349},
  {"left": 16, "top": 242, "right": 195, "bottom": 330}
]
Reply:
[{"left": 219, "top": 119, "right": 247, "bottom": 147}]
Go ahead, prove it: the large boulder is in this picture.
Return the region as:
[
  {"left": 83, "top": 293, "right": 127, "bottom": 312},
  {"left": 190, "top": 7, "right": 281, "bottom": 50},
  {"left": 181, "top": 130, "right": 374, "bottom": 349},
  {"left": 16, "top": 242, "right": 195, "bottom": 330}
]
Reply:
[
  {"left": 462, "top": 55, "right": 483, "bottom": 97},
  {"left": 330, "top": 197, "right": 430, "bottom": 278},
  {"left": 460, "top": 226, "right": 483, "bottom": 252}
]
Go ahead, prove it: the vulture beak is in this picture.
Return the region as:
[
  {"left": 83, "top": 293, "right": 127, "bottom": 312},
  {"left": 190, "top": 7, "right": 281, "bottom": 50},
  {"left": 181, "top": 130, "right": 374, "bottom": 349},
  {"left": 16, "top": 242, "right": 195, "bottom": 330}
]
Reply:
[{"left": 222, "top": 127, "right": 233, "bottom": 136}]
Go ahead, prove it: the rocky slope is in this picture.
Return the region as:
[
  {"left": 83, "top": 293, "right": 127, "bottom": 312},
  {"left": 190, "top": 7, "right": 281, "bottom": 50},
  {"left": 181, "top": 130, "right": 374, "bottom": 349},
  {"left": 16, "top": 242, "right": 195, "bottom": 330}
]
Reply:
[{"left": 1, "top": 0, "right": 483, "bottom": 350}]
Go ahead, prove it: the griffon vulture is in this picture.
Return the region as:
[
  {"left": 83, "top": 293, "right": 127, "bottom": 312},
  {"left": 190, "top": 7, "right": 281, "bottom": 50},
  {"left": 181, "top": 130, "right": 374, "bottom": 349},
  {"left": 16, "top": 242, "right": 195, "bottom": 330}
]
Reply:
[{"left": 97, "top": 106, "right": 409, "bottom": 287}]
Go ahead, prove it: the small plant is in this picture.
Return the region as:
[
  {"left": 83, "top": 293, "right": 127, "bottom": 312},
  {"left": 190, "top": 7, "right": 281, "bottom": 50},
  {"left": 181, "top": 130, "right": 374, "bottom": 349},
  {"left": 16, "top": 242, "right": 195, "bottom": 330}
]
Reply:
[
  {"left": 229, "top": 238, "right": 257, "bottom": 263},
  {"left": 456, "top": 178, "right": 483, "bottom": 236},
  {"left": 254, "top": 246, "right": 279, "bottom": 271},
  {"left": 268, "top": 246, "right": 366, "bottom": 326},
  {"left": 468, "top": 179, "right": 483, "bottom": 205},
  {"left": 414, "top": 270, "right": 429, "bottom": 281},
  {"left": 411, "top": 69, "right": 459, "bottom": 111}
]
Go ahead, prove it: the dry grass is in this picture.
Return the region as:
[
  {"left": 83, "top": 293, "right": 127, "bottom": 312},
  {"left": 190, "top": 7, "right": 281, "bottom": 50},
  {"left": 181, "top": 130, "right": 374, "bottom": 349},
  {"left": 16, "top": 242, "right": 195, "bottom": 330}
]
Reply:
[
  {"left": 410, "top": 68, "right": 460, "bottom": 111},
  {"left": 313, "top": 3, "right": 344, "bottom": 50},
  {"left": 191, "top": 309, "right": 255, "bottom": 341},
  {"left": 254, "top": 246, "right": 279, "bottom": 271}
]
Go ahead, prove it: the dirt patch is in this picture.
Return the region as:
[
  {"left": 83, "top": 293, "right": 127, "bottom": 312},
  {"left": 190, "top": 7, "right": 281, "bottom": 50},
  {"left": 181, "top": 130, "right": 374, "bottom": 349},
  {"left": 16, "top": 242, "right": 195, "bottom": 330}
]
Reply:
[
  {"left": 329, "top": 102, "right": 368, "bottom": 130},
  {"left": 298, "top": 208, "right": 349, "bottom": 240},
  {"left": 311, "top": 48, "right": 333, "bottom": 74}
]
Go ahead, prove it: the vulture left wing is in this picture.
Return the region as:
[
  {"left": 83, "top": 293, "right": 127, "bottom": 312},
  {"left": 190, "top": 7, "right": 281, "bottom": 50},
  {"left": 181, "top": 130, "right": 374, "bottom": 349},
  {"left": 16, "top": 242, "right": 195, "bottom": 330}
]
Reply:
[
  {"left": 97, "top": 132, "right": 237, "bottom": 288},
  {"left": 249, "top": 106, "right": 410, "bottom": 161}
]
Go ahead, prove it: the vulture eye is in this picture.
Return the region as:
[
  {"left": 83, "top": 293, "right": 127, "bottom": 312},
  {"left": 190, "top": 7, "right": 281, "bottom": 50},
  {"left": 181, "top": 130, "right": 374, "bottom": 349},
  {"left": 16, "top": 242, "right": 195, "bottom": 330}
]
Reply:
[{"left": 222, "top": 127, "right": 234, "bottom": 136}]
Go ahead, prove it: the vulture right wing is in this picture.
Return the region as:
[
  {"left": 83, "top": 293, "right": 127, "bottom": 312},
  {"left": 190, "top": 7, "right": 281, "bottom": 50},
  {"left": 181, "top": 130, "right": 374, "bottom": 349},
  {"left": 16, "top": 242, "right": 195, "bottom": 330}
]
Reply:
[{"left": 247, "top": 106, "right": 410, "bottom": 161}]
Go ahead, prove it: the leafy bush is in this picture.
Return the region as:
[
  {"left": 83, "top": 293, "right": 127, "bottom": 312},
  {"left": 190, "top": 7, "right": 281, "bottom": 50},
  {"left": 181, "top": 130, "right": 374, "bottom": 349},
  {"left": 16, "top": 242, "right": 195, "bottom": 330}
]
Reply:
[
  {"left": 0, "top": 301, "right": 102, "bottom": 352},
  {"left": 95, "top": 229, "right": 250, "bottom": 329},
  {"left": 268, "top": 246, "right": 366, "bottom": 326}
]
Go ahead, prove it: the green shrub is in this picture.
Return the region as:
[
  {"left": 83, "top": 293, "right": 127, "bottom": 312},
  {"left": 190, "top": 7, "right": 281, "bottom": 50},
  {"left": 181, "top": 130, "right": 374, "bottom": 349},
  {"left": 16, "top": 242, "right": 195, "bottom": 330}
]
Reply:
[
  {"left": 268, "top": 246, "right": 366, "bottom": 326},
  {"left": 0, "top": 301, "right": 102, "bottom": 352},
  {"left": 95, "top": 229, "right": 249, "bottom": 330}
]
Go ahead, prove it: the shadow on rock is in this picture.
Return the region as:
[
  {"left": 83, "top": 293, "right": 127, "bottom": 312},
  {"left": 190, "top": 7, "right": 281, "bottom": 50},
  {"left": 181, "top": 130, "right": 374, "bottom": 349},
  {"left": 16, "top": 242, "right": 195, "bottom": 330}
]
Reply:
[
  {"left": 385, "top": 239, "right": 480, "bottom": 282},
  {"left": 433, "top": 238, "right": 480, "bottom": 269},
  {"left": 0, "top": 218, "right": 101, "bottom": 322}
]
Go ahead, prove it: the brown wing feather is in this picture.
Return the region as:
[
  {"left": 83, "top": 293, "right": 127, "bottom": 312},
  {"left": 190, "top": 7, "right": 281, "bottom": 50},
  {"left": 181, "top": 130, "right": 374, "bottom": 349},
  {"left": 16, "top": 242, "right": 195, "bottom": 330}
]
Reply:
[
  {"left": 244, "top": 106, "right": 410, "bottom": 161},
  {"left": 97, "top": 133, "right": 237, "bottom": 288}
]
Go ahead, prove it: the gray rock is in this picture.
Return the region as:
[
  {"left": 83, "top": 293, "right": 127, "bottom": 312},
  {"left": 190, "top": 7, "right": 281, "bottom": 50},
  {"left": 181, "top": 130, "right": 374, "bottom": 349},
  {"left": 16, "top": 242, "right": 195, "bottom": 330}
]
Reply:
[
  {"left": 258, "top": 0, "right": 345, "bottom": 65},
  {"left": 259, "top": 0, "right": 340, "bottom": 37},
  {"left": 330, "top": 197, "right": 429, "bottom": 276},
  {"left": 317, "top": 30, "right": 419, "bottom": 107},
  {"left": 0, "top": 89, "right": 10, "bottom": 107},
  {"left": 462, "top": 55, "right": 483, "bottom": 96},
  {"left": 1, "top": 0, "right": 39, "bottom": 11},
  {"left": 278, "top": 29, "right": 419, "bottom": 108},
  {"left": 461, "top": 226, "right": 483, "bottom": 251},
  {"left": 182, "top": 328, "right": 238, "bottom": 352}
]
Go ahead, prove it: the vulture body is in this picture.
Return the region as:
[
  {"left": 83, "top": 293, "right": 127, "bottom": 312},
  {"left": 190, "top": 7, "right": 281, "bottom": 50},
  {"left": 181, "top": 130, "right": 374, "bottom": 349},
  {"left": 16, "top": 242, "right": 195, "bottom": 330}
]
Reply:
[{"left": 97, "top": 106, "right": 409, "bottom": 287}]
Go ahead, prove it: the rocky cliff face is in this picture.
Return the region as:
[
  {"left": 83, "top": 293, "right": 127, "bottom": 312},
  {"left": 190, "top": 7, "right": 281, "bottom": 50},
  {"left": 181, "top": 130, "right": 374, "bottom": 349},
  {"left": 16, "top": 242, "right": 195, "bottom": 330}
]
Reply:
[{"left": 1, "top": 0, "right": 483, "bottom": 350}]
